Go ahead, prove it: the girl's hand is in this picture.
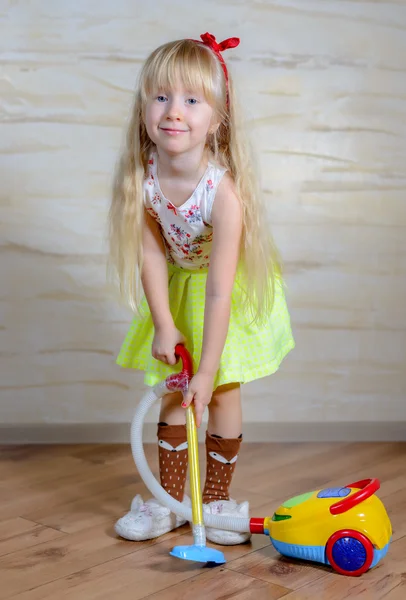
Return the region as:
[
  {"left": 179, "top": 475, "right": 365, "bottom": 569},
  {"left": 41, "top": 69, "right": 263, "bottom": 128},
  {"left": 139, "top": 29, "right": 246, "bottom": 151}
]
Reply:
[
  {"left": 152, "top": 326, "right": 185, "bottom": 365},
  {"left": 181, "top": 372, "right": 215, "bottom": 428}
]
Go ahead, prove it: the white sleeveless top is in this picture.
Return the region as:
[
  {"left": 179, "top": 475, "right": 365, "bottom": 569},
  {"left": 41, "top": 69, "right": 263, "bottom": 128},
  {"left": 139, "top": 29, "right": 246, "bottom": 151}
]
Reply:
[{"left": 144, "top": 152, "right": 227, "bottom": 270}]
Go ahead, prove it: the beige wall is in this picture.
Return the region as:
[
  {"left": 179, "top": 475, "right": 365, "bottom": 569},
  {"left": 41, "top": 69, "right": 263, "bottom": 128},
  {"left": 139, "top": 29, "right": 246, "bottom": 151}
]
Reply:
[{"left": 1, "top": 2, "right": 406, "bottom": 442}]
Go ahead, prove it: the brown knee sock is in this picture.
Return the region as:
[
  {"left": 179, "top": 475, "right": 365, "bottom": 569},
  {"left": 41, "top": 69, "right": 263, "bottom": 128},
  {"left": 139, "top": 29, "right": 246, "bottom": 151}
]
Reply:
[
  {"left": 203, "top": 431, "right": 242, "bottom": 504},
  {"left": 157, "top": 422, "right": 188, "bottom": 501}
]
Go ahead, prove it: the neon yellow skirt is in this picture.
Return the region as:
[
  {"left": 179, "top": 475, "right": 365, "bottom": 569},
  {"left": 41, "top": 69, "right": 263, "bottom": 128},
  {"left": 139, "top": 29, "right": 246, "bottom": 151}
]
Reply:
[{"left": 116, "top": 264, "right": 295, "bottom": 388}]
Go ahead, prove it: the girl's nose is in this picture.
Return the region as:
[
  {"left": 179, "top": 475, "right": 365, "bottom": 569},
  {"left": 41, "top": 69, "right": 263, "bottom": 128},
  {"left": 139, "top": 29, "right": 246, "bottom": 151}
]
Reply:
[{"left": 166, "top": 99, "right": 183, "bottom": 120}]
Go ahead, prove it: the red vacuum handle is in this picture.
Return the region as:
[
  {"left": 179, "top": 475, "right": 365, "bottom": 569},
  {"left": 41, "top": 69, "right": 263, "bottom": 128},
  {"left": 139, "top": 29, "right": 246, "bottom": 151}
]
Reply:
[
  {"left": 165, "top": 345, "right": 194, "bottom": 393},
  {"left": 174, "top": 344, "right": 194, "bottom": 379},
  {"left": 330, "top": 478, "right": 380, "bottom": 515}
]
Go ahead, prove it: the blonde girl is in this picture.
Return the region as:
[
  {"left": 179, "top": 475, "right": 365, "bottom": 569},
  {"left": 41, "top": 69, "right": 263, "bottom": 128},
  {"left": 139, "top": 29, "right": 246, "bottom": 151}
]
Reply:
[{"left": 111, "top": 32, "right": 294, "bottom": 545}]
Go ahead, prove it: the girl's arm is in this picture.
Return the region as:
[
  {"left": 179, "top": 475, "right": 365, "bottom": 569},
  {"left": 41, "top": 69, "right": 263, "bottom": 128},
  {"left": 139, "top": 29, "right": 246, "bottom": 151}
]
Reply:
[
  {"left": 199, "top": 175, "right": 243, "bottom": 376},
  {"left": 182, "top": 175, "right": 242, "bottom": 424},
  {"left": 142, "top": 208, "right": 184, "bottom": 364}
]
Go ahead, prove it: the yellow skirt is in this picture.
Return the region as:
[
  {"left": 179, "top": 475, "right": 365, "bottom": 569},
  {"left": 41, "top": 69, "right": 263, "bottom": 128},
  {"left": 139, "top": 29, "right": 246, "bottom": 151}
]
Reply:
[{"left": 116, "top": 264, "right": 295, "bottom": 388}]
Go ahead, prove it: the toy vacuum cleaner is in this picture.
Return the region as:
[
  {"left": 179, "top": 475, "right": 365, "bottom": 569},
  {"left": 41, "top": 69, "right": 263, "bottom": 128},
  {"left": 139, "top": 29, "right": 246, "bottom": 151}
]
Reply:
[{"left": 121, "top": 345, "right": 392, "bottom": 576}]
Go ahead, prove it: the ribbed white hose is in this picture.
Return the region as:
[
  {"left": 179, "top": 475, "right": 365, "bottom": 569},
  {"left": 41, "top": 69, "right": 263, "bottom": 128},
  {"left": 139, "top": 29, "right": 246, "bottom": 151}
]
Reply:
[{"left": 130, "top": 382, "right": 251, "bottom": 533}]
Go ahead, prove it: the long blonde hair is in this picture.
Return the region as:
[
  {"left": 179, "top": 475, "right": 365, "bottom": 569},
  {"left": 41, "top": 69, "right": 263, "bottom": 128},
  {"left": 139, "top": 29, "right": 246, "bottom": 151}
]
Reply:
[{"left": 109, "top": 38, "right": 281, "bottom": 322}]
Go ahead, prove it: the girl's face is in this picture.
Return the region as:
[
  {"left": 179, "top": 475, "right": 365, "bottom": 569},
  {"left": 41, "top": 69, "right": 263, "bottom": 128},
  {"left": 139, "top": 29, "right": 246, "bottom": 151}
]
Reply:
[{"left": 144, "top": 84, "right": 218, "bottom": 156}]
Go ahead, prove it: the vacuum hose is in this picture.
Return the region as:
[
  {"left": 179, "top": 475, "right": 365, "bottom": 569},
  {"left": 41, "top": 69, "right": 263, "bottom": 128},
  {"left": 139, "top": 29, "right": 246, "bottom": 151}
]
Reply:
[{"left": 130, "top": 381, "right": 251, "bottom": 533}]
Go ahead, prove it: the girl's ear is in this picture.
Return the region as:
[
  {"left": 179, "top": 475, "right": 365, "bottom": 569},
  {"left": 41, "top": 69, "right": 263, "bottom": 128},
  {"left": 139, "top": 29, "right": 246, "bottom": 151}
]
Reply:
[{"left": 208, "top": 107, "right": 222, "bottom": 134}]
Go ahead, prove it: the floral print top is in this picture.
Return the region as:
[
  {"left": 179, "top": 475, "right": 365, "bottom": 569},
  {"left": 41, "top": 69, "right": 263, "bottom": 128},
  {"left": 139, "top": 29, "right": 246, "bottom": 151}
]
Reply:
[{"left": 144, "top": 151, "right": 227, "bottom": 270}]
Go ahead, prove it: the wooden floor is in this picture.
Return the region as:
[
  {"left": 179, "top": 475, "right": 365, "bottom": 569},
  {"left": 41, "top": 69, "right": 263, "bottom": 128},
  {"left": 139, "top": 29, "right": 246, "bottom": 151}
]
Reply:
[{"left": 1, "top": 442, "right": 405, "bottom": 600}]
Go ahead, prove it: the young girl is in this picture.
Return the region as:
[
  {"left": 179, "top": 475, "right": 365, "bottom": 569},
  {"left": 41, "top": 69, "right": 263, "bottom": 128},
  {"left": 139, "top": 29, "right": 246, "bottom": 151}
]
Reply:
[{"left": 110, "top": 32, "right": 295, "bottom": 545}]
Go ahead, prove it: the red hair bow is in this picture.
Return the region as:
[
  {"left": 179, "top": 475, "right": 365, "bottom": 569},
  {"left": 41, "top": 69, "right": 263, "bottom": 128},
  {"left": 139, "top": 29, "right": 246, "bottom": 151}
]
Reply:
[
  {"left": 196, "top": 32, "right": 240, "bottom": 83},
  {"left": 200, "top": 32, "right": 240, "bottom": 54}
]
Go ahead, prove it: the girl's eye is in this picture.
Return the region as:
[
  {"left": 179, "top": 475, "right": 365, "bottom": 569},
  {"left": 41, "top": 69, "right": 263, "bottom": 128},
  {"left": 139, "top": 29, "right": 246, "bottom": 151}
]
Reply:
[
  {"left": 186, "top": 98, "right": 198, "bottom": 105},
  {"left": 157, "top": 95, "right": 167, "bottom": 102}
]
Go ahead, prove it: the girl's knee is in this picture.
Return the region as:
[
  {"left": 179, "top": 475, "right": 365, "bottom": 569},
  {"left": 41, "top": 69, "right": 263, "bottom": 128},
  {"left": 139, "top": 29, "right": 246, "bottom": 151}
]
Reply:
[
  {"left": 210, "top": 382, "right": 241, "bottom": 408},
  {"left": 159, "top": 392, "right": 185, "bottom": 424}
]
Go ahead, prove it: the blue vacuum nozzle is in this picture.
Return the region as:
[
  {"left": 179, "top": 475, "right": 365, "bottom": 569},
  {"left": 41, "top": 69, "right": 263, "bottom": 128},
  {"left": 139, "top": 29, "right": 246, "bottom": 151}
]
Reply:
[{"left": 170, "top": 544, "right": 226, "bottom": 565}]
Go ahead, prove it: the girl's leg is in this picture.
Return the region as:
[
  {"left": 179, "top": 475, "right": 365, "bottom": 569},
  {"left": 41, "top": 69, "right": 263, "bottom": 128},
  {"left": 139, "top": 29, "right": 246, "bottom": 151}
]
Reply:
[
  {"left": 201, "top": 382, "right": 250, "bottom": 545},
  {"left": 114, "top": 391, "right": 190, "bottom": 541},
  {"left": 159, "top": 392, "right": 187, "bottom": 425},
  {"left": 203, "top": 383, "right": 242, "bottom": 504},
  {"left": 157, "top": 392, "right": 188, "bottom": 501},
  {"left": 207, "top": 383, "right": 242, "bottom": 438}
]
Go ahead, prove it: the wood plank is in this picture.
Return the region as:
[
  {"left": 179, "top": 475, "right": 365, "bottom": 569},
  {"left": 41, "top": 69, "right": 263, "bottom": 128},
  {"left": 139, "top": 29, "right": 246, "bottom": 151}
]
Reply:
[
  {"left": 143, "top": 567, "right": 292, "bottom": 600},
  {"left": 0, "top": 451, "right": 152, "bottom": 522},
  {"left": 239, "top": 443, "right": 403, "bottom": 498},
  {"left": 0, "top": 443, "right": 404, "bottom": 600},
  {"left": 22, "top": 483, "right": 145, "bottom": 534},
  {"left": 226, "top": 542, "right": 329, "bottom": 592},
  {"left": 0, "top": 518, "right": 65, "bottom": 557},
  {"left": 0, "top": 522, "right": 188, "bottom": 598},
  {"left": 4, "top": 530, "right": 269, "bottom": 600}
]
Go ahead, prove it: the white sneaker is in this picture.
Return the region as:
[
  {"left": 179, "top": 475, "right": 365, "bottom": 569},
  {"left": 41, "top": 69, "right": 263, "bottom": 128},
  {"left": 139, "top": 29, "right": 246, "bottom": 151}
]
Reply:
[
  {"left": 115, "top": 494, "right": 191, "bottom": 541},
  {"left": 203, "top": 499, "right": 252, "bottom": 545}
]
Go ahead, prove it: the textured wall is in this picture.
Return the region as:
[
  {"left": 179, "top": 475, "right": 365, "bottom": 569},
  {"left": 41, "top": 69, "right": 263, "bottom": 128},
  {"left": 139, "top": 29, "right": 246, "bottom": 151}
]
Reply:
[{"left": 1, "top": 1, "right": 406, "bottom": 439}]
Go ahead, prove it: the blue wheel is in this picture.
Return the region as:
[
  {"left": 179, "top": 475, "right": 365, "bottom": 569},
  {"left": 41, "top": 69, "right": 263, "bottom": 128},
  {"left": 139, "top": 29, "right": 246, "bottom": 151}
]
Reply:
[{"left": 326, "top": 530, "right": 373, "bottom": 576}]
